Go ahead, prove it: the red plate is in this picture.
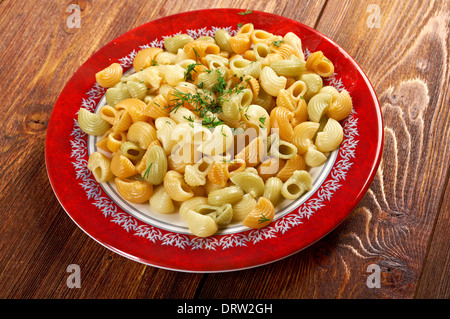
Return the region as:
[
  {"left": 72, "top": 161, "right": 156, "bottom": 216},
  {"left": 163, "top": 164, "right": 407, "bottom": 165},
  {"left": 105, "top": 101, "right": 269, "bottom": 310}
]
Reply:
[{"left": 45, "top": 9, "right": 383, "bottom": 272}]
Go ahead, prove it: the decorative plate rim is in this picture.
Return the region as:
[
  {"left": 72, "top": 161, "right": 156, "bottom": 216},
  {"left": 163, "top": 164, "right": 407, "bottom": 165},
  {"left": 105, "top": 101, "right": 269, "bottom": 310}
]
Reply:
[{"left": 45, "top": 8, "right": 383, "bottom": 272}]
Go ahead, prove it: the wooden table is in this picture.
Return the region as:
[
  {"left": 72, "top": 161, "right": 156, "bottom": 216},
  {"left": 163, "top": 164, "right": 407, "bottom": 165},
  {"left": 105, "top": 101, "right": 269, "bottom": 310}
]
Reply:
[{"left": 0, "top": 0, "right": 449, "bottom": 300}]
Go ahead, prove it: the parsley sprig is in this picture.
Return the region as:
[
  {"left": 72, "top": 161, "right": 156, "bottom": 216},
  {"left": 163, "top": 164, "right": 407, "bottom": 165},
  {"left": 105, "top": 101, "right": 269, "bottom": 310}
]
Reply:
[
  {"left": 238, "top": 9, "right": 253, "bottom": 15},
  {"left": 168, "top": 68, "right": 249, "bottom": 128}
]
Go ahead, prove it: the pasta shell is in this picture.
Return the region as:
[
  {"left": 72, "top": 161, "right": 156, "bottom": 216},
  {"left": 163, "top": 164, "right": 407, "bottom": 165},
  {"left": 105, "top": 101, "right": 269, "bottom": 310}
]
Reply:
[
  {"left": 232, "top": 193, "right": 256, "bottom": 221},
  {"left": 207, "top": 185, "right": 244, "bottom": 206},
  {"left": 269, "top": 106, "right": 294, "bottom": 142},
  {"left": 292, "top": 121, "right": 320, "bottom": 154},
  {"left": 163, "top": 170, "right": 194, "bottom": 202},
  {"left": 229, "top": 34, "right": 252, "bottom": 55},
  {"left": 230, "top": 171, "right": 265, "bottom": 198},
  {"left": 257, "top": 156, "right": 286, "bottom": 181},
  {"left": 87, "top": 152, "right": 113, "bottom": 183},
  {"left": 115, "top": 178, "right": 153, "bottom": 204},
  {"left": 315, "top": 118, "right": 344, "bottom": 153},
  {"left": 144, "top": 94, "right": 171, "bottom": 119},
  {"left": 235, "top": 136, "right": 266, "bottom": 167},
  {"left": 184, "top": 210, "right": 218, "bottom": 237},
  {"left": 126, "top": 121, "right": 157, "bottom": 149},
  {"left": 242, "top": 197, "right": 275, "bottom": 229},
  {"left": 183, "top": 40, "right": 220, "bottom": 60},
  {"left": 179, "top": 197, "right": 209, "bottom": 220},
  {"left": 281, "top": 170, "right": 312, "bottom": 200},
  {"left": 115, "top": 98, "right": 148, "bottom": 123},
  {"left": 110, "top": 152, "right": 137, "bottom": 178},
  {"left": 99, "top": 105, "right": 118, "bottom": 125},
  {"left": 77, "top": 108, "right": 111, "bottom": 136},
  {"left": 326, "top": 89, "right": 353, "bottom": 121},
  {"left": 276, "top": 154, "right": 306, "bottom": 182},
  {"left": 133, "top": 47, "right": 163, "bottom": 71},
  {"left": 306, "top": 51, "right": 334, "bottom": 77},
  {"left": 106, "top": 131, "right": 126, "bottom": 152},
  {"left": 263, "top": 177, "right": 284, "bottom": 206},
  {"left": 95, "top": 63, "right": 123, "bottom": 88},
  {"left": 150, "top": 185, "right": 175, "bottom": 214}
]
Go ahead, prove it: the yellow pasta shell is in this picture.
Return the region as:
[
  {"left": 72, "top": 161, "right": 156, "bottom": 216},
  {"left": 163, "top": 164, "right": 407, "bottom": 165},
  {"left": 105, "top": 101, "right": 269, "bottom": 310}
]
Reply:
[
  {"left": 111, "top": 110, "right": 133, "bottom": 132},
  {"left": 257, "top": 157, "right": 286, "bottom": 181},
  {"left": 87, "top": 151, "right": 113, "bottom": 183},
  {"left": 235, "top": 136, "right": 266, "bottom": 167},
  {"left": 126, "top": 121, "right": 157, "bottom": 149},
  {"left": 276, "top": 154, "right": 306, "bottom": 182},
  {"left": 229, "top": 34, "right": 252, "bottom": 55},
  {"left": 183, "top": 40, "right": 220, "bottom": 60},
  {"left": 306, "top": 51, "right": 334, "bottom": 77},
  {"left": 242, "top": 197, "right": 275, "bottom": 229},
  {"left": 95, "top": 63, "right": 123, "bottom": 88},
  {"left": 327, "top": 89, "right": 353, "bottom": 121},
  {"left": 270, "top": 106, "right": 294, "bottom": 142},
  {"left": 144, "top": 94, "right": 170, "bottom": 119},
  {"left": 292, "top": 121, "right": 320, "bottom": 154},
  {"left": 115, "top": 98, "right": 148, "bottom": 123},
  {"left": 106, "top": 131, "right": 126, "bottom": 153},
  {"left": 236, "top": 23, "right": 254, "bottom": 38},
  {"left": 110, "top": 152, "right": 137, "bottom": 178},
  {"left": 115, "top": 178, "right": 153, "bottom": 204},
  {"left": 99, "top": 105, "right": 118, "bottom": 125},
  {"left": 133, "top": 47, "right": 163, "bottom": 71}
]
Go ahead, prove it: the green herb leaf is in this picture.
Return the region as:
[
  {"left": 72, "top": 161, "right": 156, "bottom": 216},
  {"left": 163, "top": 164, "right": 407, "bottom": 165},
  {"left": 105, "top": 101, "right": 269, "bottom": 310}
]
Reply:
[
  {"left": 258, "top": 213, "right": 270, "bottom": 224},
  {"left": 271, "top": 40, "right": 284, "bottom": 47},
  {"left": 142, "top": 162, "right": 153, "bottom": 180},
  {"left": 238, "top": 9, "right": 253, "bottom": 15}
]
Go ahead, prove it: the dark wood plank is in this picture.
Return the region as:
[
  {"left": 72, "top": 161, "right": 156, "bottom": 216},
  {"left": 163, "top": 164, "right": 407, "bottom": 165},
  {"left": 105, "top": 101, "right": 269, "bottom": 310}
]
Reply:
[{"left": 416, "top": 175, "right": 450, "bottom": 298}]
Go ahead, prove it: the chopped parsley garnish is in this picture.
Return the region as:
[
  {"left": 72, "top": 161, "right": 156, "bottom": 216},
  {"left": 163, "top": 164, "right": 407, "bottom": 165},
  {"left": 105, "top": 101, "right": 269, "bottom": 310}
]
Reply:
[
  {"left": 258, "top": 115, "right": 266, "bottom": 128},
  {"left": 184, "top": 63, "right": 201, "bottom": 82},
  {"left": 258, "top": 213, "right": 270, "bottom": 224},
  {"left": 142, "top": 162, "right": 153, "bottom": 179},
  {"left": 238, "top": 9, "right": 253, "bottom": 15},
  {"left": 271, "top": 40, "right": 284, "bottom": 47},
  {"left": 168, "top": 68, "right": 249, "bottom": 129}
]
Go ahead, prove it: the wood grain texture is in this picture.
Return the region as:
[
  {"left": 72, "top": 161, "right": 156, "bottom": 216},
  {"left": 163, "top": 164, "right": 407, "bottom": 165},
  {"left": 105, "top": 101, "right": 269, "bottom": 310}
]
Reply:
[{"left": 0, "top": 0, "right": 448, "bottom": 299}]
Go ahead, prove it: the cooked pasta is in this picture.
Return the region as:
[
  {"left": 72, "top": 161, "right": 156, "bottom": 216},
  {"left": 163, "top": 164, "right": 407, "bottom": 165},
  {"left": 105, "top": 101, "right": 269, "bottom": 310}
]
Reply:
[
  {"left": 281, "top": 170, "right": 312, "bottom": 200},
  {"left": 263, "top": 177, "right": 284, "bottom": 206},
  {"left": 231, "top": 193, "right": 256, "bottom": 221},
  {"left": 242, "top": 197, "right": 275, "bottom": 229},
  {"left": 87, "top": 151, "right": 113, "bottom": 183},
  {"left": 115, "top": 178, "right": 153, "bottom": 204},
  {"left": 229, "top": 171, "right": 265, "bottom": 198},
  {"left": 77, "top": 108, "right": 111, "bottom": 136},
  {"left": 79, "top": 26, "right": 353, "bottom": 237},
  {"left": 260, "top": 66, "right": 287, "bottom": 97},
  {"left": 150, "top": 185, "right": 175, "bottom": 214},
  {"left": 163, "top": 170, "right": 194, "bottom": 202},
  {"left": 315, "top": 118, "right": 344, "bottom": 153},
  {"left": 95, "top": 63, "right": 123, "bottom": 88}
]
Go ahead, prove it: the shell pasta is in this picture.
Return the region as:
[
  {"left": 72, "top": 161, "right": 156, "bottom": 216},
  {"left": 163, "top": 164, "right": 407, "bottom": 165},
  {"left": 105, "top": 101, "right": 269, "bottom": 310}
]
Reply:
[{"left": 77, "top": 25, "right": 353, "bottom": 237}]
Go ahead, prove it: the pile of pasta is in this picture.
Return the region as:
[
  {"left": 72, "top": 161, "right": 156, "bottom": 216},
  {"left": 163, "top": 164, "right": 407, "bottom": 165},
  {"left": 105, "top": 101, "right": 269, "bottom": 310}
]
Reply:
[{"left": 77, "top": 23, "right": 353, "bottom": 237}]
